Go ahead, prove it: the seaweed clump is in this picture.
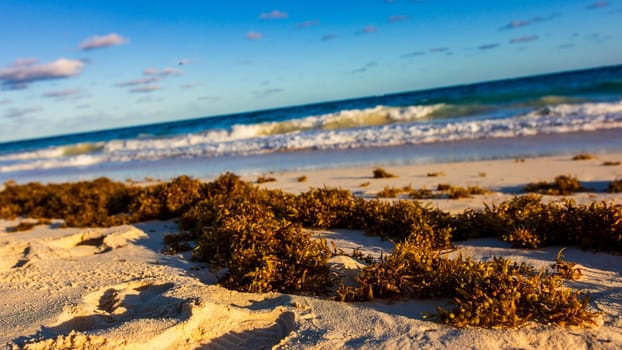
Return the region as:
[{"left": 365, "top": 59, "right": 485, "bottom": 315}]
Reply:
[
  {"left": 5, "top": 217, "right": 51, "bottom": 232},
  {"left": 191, "top": 196, "right": 331, "bottom": 294},
  {"left": 376, "top": 185, "right": 412, "bottom": 198},
  {"left": 372, "top": 168, "right": 397, "bottom": 178},
  {"left": 256, "top": 176, "right": 277, "bottom": 184},
  {"left": 338, "top": 241, "right": 597, "bottom": 328},
  {"left": 572, "top": 153, "right": 595, "bottom": 161},
  {"left": 408, "top": 184, "right": 489, "bottom": 200},
  {"left": 524, "top": 175, "right": 585, "bottom": 195},
  {"left": 609, "top": 179, "right": 622, "bottom": 193},
  {"left": 0, "top": 177, "right": 132, "bottom": 227},
  {"left": 451, "top": 194, "right": 622, "bottom": 251},
  {"left": 180, "top": 174, "right": 332, "bottom": 293}
]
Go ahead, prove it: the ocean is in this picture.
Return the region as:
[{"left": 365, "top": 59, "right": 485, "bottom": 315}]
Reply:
[{"left": 1, "top": 64, "right": 622, "bottom": 184}]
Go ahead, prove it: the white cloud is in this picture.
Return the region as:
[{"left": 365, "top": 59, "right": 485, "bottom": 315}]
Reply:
[
  {"left": 0, "top": 58, "right": 85, "bottom": 89},
  {"left": 79, "top": 33, "right": 128, "bottom": 51}
]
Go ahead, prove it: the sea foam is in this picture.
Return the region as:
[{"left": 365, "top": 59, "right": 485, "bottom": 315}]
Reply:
[{"left": 1, "top": 100, "right": 622, "bottom": 174}]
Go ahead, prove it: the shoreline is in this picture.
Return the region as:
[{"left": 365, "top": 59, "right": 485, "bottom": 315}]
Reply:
[{"left": 2, "top": 128, "right": 622, "bottom": 185}]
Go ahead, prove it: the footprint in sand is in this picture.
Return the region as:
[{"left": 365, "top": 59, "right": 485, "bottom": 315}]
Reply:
[
  {"left": 12, "top": 246, "right": 31, "bottom": 268},
  {"left": 198, "top": 311, "right": 296, "bottom": 350},
  {"left": 0, "top": 243, "right": 31, "bottom": 272},
  {"left": 45, "top": 226, "right": 147, "bottom": 257},
  {"left": 19, "top": 282, "right": 297, "bottom": 350},
  {"left": 51, "top": 282, "right": 187, "bottom": 333}
]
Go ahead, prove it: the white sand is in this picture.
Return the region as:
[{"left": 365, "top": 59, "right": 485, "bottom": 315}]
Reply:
[{"left": 1, "top": 152, "right": 621, "bottom": 349}]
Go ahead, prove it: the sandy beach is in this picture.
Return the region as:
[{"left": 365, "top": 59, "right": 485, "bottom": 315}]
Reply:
[{"left": 1, "top": 152, "right": 621, "bottom": 349}]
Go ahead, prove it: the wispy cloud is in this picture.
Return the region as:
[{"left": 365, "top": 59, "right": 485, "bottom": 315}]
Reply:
[
  {"left": 388, "top": 15, "right": 409, "bottom": 23},
  {"left": 352, "top": 61, "right": 377, "bottom": 74},
  {"left": 297, "top": 20, "right": 320, "bottom": 28},
  {"left": 429, "top": 47, "right": 449, "bottom": 53},
  {"left": 358, "top": 26, "right": 378, "bottom": 34},
  {"left": 510, "top": 35, "right": 539, "bottom": 44},
  {"left": 75, "top": 104, "right": 90, "bottom": 110},
  {"left": 129, "top": 85, "right": 160, "bottom": 93},
  {"left": 559, "top": 43, "right": 576, "bottom": 49},
  {"left": 501, "top": 19, "right": 531, "bottom": 30},
  {"left": 143, "top": 68, "right": 158, "bottom": 76},
  {"left": 246, "top": 31, "right": 263, "bottom": 40},
  {"left": 42, "top": 88, "right": 85, "bottom": 101},
  {"left": 3, "top": 107, "right": 43, "bottom": 119},
  {"left": 401, "top": 51, "right": 426, "bottom": 58},
  {"left": 177, "top": 58, "right": 191, "bottom": 66},
  {"left": 0, "top": 98, "right": 12, "bottom": 105},
  {"left": 260, "top": 10, "right": 288, "bottom": 20},
  {"left": 115, "top": 66, "right": 181, "bottom": 93},
  {"left": 0, "top": 58, "right": 85, "bottom": 90},
  {"left": 321, "top": 33, "right": 338, "bottom": 41},
  {"left": 144, "top": 67, "right": 182, "bottom": 77},
  {"left": 115, "top": 77, "right": 160, "bottom": 87},
  {"left": 587, "top": 1, "right": 609, "bottom": 9},
  {"left": 79, "top": 33, "right": 128, "bottom": 51},
  {"left": 161, "top": 67, "right": 182, "bottom": 77},
  {"left": 478, "top": 43, "right": 500, "bottom": 50},
  {"left": 254, "top": 88, "right": 283, "bottom": 98},
  {"left": 500, "top": 15, "right": 556, "bottom": 30}
]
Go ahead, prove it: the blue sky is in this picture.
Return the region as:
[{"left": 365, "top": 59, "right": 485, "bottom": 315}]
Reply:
[{"left": 0, "top": 0, "right": 621, "bottom": 142}]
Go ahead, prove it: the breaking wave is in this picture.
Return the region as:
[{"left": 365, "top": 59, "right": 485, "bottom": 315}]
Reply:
[{"left": 1, "top": 99, "right": 622, "bottom": 174}]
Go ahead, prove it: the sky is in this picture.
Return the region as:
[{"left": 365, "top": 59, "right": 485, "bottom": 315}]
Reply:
[{"left": 0, "top": 0, "right": 621, "bottom": 142}]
